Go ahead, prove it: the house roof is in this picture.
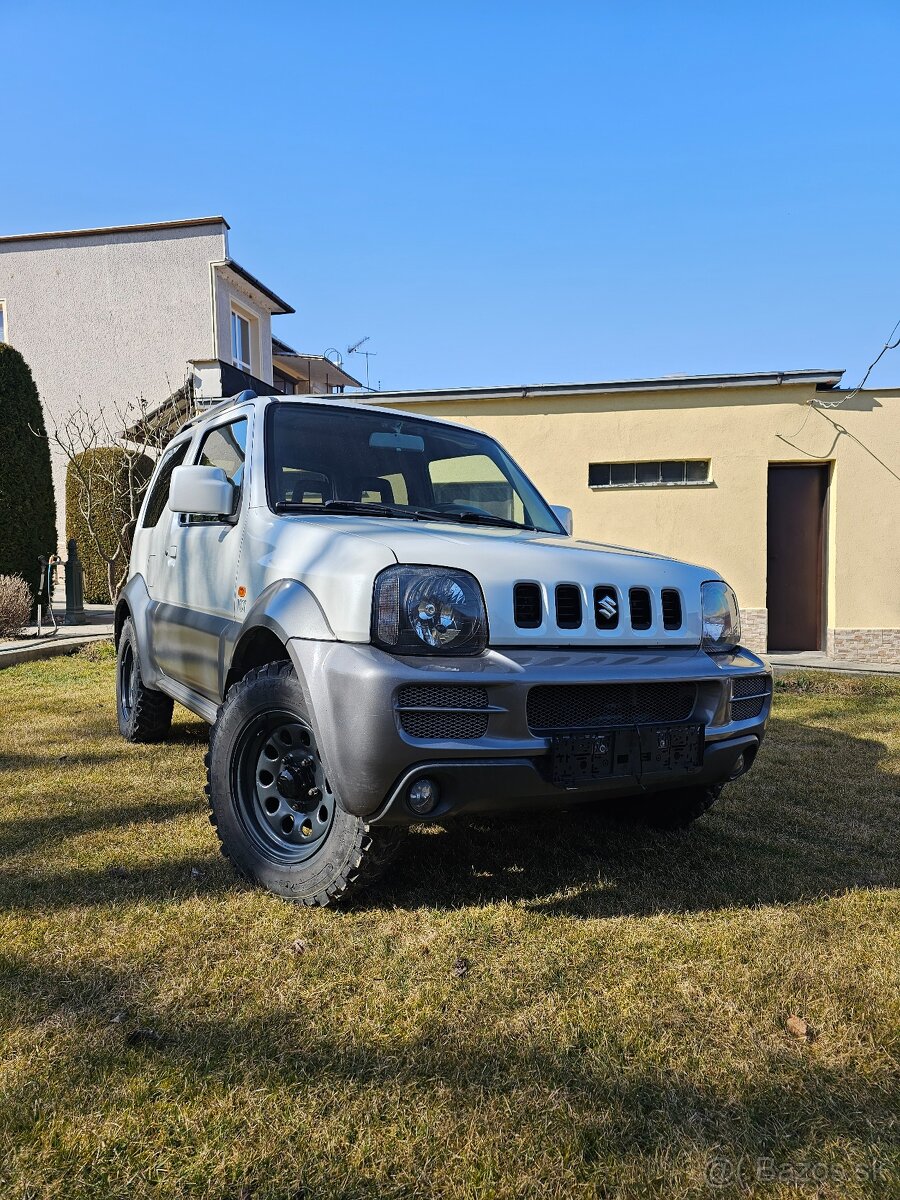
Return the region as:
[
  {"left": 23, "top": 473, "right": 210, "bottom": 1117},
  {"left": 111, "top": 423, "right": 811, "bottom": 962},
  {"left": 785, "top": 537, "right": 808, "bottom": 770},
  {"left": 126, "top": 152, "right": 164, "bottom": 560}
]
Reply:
[
  {"left": 0, "top": 215, "right": 229, "bottom": 244},
  {"left": 352, "top": 368, "right": 846, "bottom": 404},
  {"left": 218, "top": 259, "right": 294, "bottom": 315}
]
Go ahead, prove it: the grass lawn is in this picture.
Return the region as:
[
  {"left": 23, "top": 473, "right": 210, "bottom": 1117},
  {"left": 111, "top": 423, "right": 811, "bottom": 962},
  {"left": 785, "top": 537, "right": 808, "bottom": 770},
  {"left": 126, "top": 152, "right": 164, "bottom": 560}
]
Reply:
[{"left": 0, "top": 646, "right": 898, "bottom": 1199}]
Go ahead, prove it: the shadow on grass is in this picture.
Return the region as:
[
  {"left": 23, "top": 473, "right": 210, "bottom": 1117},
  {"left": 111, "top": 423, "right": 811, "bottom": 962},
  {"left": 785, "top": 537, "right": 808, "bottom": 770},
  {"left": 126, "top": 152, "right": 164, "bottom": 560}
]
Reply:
[
  {"left": 0, "top": 718, "right": 896, "bottom": 918},
  {"left": 0, "top": 950, "right": 896, "bottom": 1190},
  {"left": 0, "top": 798, "right": 201, "bottom": 857},
  {"left": 372, "top": 717, "right": 899, "bottom": 917}
]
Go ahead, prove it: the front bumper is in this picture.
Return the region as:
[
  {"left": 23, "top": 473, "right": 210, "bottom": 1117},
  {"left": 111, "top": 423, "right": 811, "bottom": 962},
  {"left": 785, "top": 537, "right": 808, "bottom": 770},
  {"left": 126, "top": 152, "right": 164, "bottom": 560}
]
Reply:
[{"left": 285, "top": 640, "right": 772, "bottom": 824}]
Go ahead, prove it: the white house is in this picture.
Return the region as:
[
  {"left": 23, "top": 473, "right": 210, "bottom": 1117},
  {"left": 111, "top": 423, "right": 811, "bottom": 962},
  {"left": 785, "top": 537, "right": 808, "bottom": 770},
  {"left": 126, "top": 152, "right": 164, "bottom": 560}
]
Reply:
[{"left": 0, "top": 216, "right": 359, "bottom": 551}]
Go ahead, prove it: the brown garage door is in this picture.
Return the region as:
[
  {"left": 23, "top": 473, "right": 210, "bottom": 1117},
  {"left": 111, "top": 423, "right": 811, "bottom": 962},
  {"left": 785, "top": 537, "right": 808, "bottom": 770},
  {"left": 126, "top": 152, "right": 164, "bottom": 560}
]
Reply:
[{"left": 766, "top": 465, "right": 828, "bottom": 652}]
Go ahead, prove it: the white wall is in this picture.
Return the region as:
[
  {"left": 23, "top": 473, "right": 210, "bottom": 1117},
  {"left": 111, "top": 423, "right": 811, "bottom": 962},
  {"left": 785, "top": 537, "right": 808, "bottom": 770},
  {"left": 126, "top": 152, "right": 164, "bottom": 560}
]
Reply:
[
  {"left": 0, "top": 222, "right": 228, "bottom": 553},
  {"left": 213, "top": 268, "right": 275, "bottom": 385}
]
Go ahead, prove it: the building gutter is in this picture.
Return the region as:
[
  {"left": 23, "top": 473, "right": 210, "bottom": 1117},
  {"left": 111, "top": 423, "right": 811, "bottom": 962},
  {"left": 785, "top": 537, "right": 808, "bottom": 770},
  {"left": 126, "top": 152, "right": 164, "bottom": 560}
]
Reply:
[{"left": 354, "top": 369, "right": 845, "bottom": 405}]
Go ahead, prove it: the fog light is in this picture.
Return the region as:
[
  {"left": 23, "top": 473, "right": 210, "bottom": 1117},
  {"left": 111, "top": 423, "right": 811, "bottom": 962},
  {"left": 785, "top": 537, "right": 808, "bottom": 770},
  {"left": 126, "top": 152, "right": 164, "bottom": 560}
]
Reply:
[
  {"left": 408, "top": 777, "right": 440, "bottom": 814},
  {"left": 729, "top": 754, "right": 746, "bottom": 779}
]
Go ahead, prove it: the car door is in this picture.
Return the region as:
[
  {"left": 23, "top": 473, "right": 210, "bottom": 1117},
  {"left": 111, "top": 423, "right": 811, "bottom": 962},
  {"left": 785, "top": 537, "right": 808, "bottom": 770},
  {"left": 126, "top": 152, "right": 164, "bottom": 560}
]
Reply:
[
  {"left": 151, "top": 413, "right": 249, "bottom": 700},
  {"left": 136, "top": 439, "right": 192, "bottom": 598}
]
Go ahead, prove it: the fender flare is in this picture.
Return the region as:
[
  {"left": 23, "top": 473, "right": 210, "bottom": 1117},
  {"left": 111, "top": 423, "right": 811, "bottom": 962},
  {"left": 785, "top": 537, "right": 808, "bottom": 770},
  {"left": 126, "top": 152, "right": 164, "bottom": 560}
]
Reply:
[{"left": 232, "top": 578, "right": 336, "bottom": 649}]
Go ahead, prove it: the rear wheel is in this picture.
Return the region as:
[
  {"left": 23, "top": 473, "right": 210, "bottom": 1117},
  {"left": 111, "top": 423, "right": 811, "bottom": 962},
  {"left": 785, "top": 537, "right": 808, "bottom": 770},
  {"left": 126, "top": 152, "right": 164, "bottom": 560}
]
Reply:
[
  {"left": 206, "top": 661, "right": 406, "bottom": 905},
  {"left": 116, "top": 617, "right": 174, "bottom": 742}
]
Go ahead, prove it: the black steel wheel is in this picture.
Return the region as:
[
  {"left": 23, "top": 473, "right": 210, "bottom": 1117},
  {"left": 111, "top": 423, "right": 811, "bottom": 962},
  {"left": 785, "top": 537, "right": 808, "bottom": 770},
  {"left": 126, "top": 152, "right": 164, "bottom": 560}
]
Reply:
[
  {"left": 207, "top": 661, "right": 406, "bottom": 905},
  {"left": 232, "top": 711, "right": 336, "bottom": 865},
  {"left": 116, "top": 617, "right": 174, "bottom": 742}
]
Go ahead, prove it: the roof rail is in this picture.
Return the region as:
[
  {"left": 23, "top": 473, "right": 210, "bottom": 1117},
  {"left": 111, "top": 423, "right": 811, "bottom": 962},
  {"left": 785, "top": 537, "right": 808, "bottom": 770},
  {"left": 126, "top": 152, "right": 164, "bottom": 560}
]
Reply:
[{"left": 178, "top": 389, "right": 257, "bottom": 434}]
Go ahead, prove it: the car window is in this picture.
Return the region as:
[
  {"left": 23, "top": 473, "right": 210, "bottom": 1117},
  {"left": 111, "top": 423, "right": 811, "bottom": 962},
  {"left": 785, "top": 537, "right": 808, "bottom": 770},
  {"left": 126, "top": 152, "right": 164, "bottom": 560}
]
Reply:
[
  {"left": 187, "top": 417, "right": 248, "bottom": 524},
  {"left": 197, "top": 417, "right": 248, "bottom": 486},
  {"left": 265, "top": 404, "right": 562, "bottom": 533},
  {"left": 428, "top": 453, "right": 525, "bottom": 523},
  {"left": 141, "top": 442, "right": 189, "bottom": 528}
]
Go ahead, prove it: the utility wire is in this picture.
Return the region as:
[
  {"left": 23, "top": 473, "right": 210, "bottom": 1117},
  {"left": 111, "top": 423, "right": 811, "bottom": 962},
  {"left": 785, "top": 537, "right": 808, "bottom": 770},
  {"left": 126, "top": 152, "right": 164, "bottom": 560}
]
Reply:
[{"left": 817, "top": 315, "right": 900, "bottom": 408}]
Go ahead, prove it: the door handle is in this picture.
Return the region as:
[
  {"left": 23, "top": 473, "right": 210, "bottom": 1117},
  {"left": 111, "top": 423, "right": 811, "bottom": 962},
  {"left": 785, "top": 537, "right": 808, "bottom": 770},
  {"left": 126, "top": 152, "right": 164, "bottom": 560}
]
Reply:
[{"left": 165, "top": 545, "right": 177, "bottom": 559}]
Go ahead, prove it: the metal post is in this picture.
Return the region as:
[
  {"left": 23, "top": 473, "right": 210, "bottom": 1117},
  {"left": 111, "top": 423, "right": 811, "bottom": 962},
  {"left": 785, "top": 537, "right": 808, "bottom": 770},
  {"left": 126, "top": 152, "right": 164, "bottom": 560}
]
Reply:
[{"left": 64, "top": 539, "right": 86, "bottom": 625}]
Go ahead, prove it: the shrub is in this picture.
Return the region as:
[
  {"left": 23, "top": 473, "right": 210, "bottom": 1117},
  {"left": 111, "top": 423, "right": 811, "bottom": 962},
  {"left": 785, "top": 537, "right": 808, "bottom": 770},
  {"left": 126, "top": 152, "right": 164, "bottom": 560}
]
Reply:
[
  {"left": 0, "top": 345, "right": 57, "bottom": 601},
  {"left": 65, "top": 448, "right": 153, "bottom": 603},
  {"left": 0, "top": 574, "right": 33, "bottom": 638}
]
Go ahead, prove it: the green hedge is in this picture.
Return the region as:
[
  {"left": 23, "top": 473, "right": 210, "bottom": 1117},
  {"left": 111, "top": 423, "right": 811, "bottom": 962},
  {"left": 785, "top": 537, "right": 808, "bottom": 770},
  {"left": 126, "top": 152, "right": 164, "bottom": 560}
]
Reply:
[
  {"left": 66, "top": 448, "right": 153, "bottom": 603},
  {"left": 0, "top": 344, "right": 57, "bottom": 604}
]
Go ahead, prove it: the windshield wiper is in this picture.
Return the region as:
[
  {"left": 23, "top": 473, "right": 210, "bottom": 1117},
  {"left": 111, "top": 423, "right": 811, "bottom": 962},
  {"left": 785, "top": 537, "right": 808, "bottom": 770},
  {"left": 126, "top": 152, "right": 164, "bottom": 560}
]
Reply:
[
  {"left": 276, "top": 500, "right": 400, "bottom": 516},
  {"left": 413, "top": 509, "right": 537, "bottom": 531},
  {"left": 275, "top": 500, "right": 437, "bottom": 520},
  {"left": 274, "top": 499, "right": 536, "bottom": 531}
]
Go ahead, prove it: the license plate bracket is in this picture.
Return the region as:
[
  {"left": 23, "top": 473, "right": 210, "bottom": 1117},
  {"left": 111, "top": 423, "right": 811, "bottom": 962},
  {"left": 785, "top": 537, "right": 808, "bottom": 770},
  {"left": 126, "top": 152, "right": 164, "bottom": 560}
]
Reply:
[{"left": 550, "top": 723, "right": 704, "bottom": 789}]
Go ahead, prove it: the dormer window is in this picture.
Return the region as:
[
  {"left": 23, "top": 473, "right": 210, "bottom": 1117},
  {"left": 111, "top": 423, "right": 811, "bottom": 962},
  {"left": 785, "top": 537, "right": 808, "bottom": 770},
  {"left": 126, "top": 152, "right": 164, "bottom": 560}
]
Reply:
[{"left": 231, "top": 307, "right": 255, "bottom": 373}]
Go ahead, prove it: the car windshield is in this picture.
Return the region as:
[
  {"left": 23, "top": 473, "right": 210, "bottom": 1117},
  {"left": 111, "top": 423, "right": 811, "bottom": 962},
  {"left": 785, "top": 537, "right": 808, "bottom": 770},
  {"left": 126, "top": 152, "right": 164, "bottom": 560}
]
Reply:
[{"left": 264, "top": 402, "right": 564, "bottom": 534}]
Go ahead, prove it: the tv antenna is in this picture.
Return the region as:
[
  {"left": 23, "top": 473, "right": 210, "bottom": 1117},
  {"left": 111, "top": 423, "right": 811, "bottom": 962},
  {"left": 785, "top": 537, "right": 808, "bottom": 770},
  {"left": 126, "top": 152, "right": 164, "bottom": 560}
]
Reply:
[{"left": 347, "top": 336, "right": 378, "bottom": 390}]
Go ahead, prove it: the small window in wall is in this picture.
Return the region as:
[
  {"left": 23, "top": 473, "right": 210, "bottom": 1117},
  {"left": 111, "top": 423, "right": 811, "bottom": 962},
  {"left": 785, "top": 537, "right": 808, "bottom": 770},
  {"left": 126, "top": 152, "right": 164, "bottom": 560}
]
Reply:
[
  {"left": 588, "top": 460, "right": 711, "bottom": 488},
  {"left": 0, "top": 301, "right": 6, "bottom": 343},
  {"left": 231, "top": 309, "right": 254, "bottom": 373}
]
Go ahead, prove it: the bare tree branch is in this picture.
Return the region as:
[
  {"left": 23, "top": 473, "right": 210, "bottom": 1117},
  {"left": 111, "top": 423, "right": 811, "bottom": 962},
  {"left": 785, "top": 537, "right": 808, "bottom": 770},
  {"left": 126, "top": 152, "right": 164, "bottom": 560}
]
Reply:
[{"left": 41, "top": 376, "right": 196, "bottom": 602}]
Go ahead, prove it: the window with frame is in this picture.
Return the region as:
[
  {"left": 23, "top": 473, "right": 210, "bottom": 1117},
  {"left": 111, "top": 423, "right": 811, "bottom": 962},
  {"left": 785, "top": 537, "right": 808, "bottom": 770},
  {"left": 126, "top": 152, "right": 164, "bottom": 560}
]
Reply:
[
  {"left": 588, "top": 460, "right": 711, "bottom": 488},
  {"left": 0, "top": 301, "right": 6, "bottom": 343},
  {"left": 231, "top": 309, "right": 254, "bottom": 373},
  {"left": 141, "top": 442, "right": 190, "bottom": 528},
  {"left": 187, "top": 417, "right": 248, "bottom": 523}
]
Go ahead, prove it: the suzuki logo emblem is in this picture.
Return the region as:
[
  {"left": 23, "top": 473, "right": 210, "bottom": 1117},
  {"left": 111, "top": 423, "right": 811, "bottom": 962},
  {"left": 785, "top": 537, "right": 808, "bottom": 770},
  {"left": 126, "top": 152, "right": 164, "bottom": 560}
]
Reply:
[{"left": 597, "top": 593, "right": 618, "bottom": 619}]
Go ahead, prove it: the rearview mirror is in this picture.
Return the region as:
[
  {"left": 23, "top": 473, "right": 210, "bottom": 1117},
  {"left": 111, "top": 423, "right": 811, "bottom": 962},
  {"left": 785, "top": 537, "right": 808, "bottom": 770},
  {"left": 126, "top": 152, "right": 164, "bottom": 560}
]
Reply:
[
  {"left": 169, "top": 465, "right": 236, "bottom": 517},
  {"left": 369, "top": 431, "right": 425, "bottom": 452},
  {"left": 551, "top": 504, "right": 573, "bottom": 535}
]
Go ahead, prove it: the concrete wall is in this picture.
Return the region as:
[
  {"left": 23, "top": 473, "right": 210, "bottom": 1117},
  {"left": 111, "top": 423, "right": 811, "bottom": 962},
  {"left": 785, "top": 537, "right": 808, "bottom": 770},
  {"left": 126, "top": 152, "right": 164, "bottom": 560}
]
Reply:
[
  {"left": 0, "top": 222, "right": 228, "bottom": 552},
  {"left": 369, "top": 381, "right": 900, "bottom": 661}
]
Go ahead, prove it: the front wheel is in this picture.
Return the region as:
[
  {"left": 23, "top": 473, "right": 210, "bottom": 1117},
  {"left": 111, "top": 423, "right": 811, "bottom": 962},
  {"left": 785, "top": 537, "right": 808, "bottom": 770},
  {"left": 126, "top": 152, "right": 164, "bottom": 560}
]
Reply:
[{"left": 206, "top": 661, "right": 405, "bottom": 905}]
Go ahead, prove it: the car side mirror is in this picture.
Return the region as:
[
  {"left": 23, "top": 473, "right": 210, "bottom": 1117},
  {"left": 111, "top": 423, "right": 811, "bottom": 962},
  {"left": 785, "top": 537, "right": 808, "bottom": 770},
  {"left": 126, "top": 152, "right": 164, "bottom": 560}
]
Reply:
[
  {"left": 168, "top": 465, "right": 236, "bottom": 517},
  {"left": 551, "top": 504, "right": 573, "bottom": 535}
]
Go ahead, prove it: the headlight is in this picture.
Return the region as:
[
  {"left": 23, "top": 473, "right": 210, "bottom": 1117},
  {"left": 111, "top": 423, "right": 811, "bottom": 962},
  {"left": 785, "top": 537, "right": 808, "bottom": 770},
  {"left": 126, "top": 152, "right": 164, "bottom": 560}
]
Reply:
[
  {"left": 372, "top": 565, "right": 488, "bottom": 655},
  {"left": 701, "top": 580, "right": 741, "bottom": 653}
]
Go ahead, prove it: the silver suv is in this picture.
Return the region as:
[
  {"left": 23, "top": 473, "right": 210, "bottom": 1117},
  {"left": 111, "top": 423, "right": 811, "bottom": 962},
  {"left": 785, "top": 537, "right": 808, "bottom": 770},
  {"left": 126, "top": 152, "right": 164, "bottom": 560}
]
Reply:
[{"left": 115, "top": 391, "right": 772, "bottom": 905}]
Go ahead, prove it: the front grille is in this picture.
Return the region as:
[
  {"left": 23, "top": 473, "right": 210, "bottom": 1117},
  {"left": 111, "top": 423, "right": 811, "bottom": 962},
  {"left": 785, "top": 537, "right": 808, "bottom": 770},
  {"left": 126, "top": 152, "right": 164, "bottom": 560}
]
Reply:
[
  {"left": 396, "top": 684, "right": 489, "bottom": 740},
  {"left": 555, "top": 584, "right": 582, "bottom": 629},
  {"left": 593, "top": 585, "right": 619, "bottom": 629},
  {"left": 526, "top": 682, "right": 697, "bottom": 734},
  {"left": 629, "top": 587, "right": 652, "bottom": 630},
  {"left": 731, "top": 675, "right": 771, "bottom": 722},
  {"left": 514, "top": 582, "right": 542, "bottom": 628},
  {"left": 661, "top": 589, "right": 683, "bottom": 630}
]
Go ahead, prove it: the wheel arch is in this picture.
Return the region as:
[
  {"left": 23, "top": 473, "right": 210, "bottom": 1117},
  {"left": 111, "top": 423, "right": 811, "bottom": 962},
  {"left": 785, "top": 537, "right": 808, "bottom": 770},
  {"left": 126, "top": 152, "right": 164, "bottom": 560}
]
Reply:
[
  {"left": 222, "top": 579, "right": 335, "bottom": 697},
  {"left": 114, "top": 597, "right": 131, "bottom": 647},
  {"left": 225, "top": 625, "right": 291, "bottom": 695}
]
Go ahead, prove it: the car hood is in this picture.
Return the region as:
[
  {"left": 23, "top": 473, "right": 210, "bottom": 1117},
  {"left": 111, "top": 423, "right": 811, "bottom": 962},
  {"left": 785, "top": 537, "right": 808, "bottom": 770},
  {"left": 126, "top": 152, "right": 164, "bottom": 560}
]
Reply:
[{"left": 251, "top": 512, "right": 721, "bottom": 646}]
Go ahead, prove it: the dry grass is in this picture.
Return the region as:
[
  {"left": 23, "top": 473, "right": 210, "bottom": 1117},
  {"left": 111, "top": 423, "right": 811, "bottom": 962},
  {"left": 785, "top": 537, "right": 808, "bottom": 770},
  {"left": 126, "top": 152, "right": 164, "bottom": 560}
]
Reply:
[{"left": 0, "top": 647, "right": 898, "bottom": 1199}]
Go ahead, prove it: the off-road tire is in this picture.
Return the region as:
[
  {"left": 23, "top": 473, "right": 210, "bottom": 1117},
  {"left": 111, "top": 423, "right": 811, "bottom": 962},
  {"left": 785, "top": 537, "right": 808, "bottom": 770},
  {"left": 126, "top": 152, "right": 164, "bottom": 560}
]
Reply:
[
  {"left": 617, "top": 783, "right": 724, "bottom": 830},
  {"left": 116, "top": 617, "right": 174, "bottom": 742},
  {"left": 206, "top": 660, "right": 406, "bottom": 905}
]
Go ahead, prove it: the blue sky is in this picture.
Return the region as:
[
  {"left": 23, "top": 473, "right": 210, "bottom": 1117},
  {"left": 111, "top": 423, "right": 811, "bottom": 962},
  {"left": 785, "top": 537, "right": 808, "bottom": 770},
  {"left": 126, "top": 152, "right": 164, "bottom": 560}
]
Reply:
[{"left": 3, "top": 1, "right": 899, "bottom": 391}]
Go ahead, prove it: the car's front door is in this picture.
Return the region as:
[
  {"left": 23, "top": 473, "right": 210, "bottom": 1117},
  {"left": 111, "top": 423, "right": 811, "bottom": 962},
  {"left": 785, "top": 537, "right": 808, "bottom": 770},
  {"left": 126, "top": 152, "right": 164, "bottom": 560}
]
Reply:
[{"left": 150, "top": 413, "right": 249, "bottom": 700}]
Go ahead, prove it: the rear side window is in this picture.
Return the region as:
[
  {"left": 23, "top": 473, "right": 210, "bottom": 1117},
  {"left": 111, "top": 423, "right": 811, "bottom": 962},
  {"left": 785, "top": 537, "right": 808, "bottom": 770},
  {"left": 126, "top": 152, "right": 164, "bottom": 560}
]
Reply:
[{"left": 141, "top": 442, "right": 189, "bottom": 528}]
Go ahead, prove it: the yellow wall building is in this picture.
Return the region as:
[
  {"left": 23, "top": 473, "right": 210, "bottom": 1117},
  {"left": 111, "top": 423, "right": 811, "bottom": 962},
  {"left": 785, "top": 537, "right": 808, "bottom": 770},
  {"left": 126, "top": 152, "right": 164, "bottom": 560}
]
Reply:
[{"left": 368, "top": 369, "right": 900, "bottom": 665}]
